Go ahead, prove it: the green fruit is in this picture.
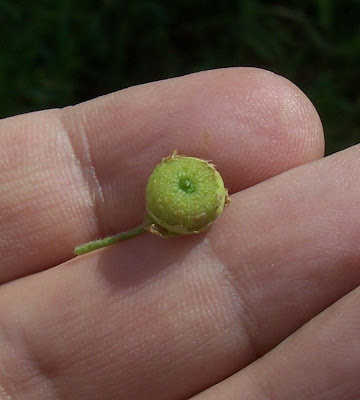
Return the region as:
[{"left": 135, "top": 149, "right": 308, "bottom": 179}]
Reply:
[
  {"left": 74, "top": 150, "right": 229, "bottom": 255},
  {"left": 144, "top": 151, "right": 229, "bottom": 237}
]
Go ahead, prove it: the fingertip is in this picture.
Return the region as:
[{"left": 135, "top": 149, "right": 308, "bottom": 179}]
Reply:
[
  {"left": 176, "top": 67, "right": 325, "bottom": 189},
  {"left": 228, "top": 67, "right": 325, "bottom": 162}
]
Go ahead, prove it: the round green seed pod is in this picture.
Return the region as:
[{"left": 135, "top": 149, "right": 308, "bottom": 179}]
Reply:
[{"left": 144, "top": 150, "right": 230, "bottom": 237}]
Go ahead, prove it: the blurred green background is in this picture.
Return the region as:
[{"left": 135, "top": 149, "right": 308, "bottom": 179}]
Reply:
[{"left": 1, "top": 0, "right": 359, "bottom": 154}]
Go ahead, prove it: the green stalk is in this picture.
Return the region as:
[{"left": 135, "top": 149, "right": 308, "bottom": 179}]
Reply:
[{"left": 74, "top": 225, "right": 146, "bottom": 256}]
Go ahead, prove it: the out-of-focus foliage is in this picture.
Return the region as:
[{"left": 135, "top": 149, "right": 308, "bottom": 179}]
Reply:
[{"left": 1, "top": 0, "right": 359, "bottom": 154}]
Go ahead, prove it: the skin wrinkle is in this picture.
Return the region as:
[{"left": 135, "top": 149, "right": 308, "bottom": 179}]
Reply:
[
  {"left": 86, "top": 86, "right": 171, "bottom": 185},
  {"left": 0, "top": 343, "right": 49, "bottom": 400},
  {"left": 0, "top": 295, "right": 62, "bottom": 400},
  {"left": 0, "top": 109, "right": 104, "bottom": 282},
  {"left": 58, "top": 107, "right": 106, "bottom": 239},
  {"left": 205, "top": 235, "right": 262, "bottom": 362}
]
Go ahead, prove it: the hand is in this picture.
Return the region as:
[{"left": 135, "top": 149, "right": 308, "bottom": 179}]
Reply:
[{"left": 0, "top": 68, "right": 358, "bottom": 400}]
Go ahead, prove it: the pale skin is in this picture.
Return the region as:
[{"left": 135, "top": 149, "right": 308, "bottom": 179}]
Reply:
[{"left": 0, "top": 67, "right": 359, "bottom": 400}]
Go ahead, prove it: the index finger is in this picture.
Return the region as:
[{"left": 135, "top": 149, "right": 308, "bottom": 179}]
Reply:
[{"left": 0, "top": 68, "right": 324, "bottom": 283}]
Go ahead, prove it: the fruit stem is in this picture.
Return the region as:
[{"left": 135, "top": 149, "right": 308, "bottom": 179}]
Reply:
[{"left": 74, "top": 225, "right": 147, "bottom": 256}]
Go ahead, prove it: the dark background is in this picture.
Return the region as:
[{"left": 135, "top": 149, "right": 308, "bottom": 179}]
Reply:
[{"left": 1, "top": 0, "right": 359, "bottom": 154}]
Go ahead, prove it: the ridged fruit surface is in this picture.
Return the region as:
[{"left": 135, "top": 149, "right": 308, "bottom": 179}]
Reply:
[{"left": 145, "top": 151, "right": 228, "bottom": 236}]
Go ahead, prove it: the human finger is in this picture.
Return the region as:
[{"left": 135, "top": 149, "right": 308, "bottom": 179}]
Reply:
[
  {"left": 5, "top": 145, "right": 360, "bottom": 399},
  {"left": 192, "top": 285, "right": 360, "bottom": 400},
  {"left": 0, "top": 67, "right": 323, "bottom": 283}
]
